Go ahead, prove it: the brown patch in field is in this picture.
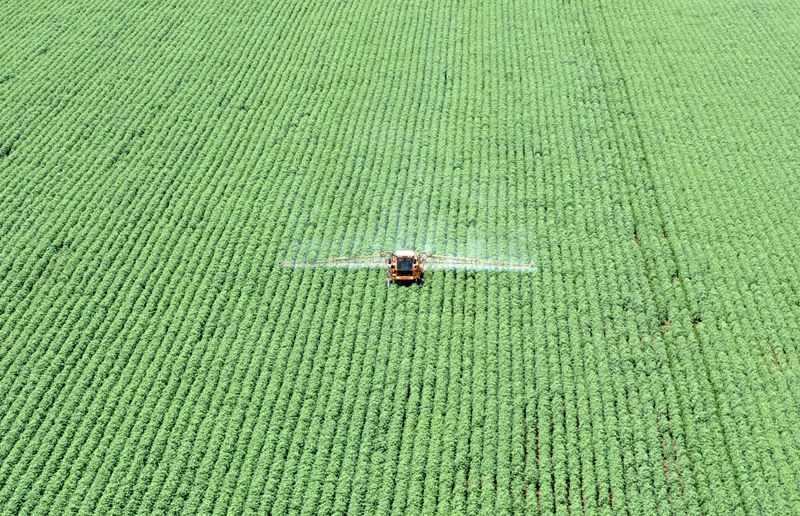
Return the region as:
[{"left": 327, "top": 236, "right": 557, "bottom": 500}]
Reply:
[
  {"left": 756, "top": 346, "right": 791, "bottom": 373},
  {"left": 659, "top": 319, "right": 671, "bottom": 334},
  {"left": 660, "top": 411, "right": 686, "bottom": 502},
  {"left": 772, "top": 352, "right": 784, "bottom": 372},
  {"left": 673, "top": 435, "right": 685, "bottom": 495}
]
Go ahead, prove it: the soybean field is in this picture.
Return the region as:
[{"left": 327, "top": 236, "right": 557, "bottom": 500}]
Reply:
[{"left": 1, "top": 0, "right": 799, "bottom": 513}]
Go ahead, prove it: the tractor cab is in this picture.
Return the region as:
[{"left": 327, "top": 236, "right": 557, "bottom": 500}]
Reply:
[{"left": 387, "top": 250, "right": 423, "bottom": 285}]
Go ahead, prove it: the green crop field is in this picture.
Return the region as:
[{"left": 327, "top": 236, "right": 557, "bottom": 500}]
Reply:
[{"left": 1, "top": 0, "right": 799, "bottom": 513}]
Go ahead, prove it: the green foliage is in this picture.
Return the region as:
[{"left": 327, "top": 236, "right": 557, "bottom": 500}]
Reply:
[{"left": 0, "top": 0, "right": 798, "bottom": 513}]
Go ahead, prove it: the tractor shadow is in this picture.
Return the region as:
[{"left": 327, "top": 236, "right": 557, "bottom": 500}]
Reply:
[{"left": 389, "top": 279, "right": 424, "bottom": 288}]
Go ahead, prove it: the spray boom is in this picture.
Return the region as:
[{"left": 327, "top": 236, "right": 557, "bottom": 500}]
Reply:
[{"left": 279, "top": 250, "right": 536, "bottom": 286}]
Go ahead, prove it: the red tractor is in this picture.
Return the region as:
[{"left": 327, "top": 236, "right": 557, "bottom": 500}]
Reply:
[{"left": 386, "top": 250, "right": 426, "bottom": 286}]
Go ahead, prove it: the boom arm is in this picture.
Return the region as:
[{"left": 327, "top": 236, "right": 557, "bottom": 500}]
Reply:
[
  {"left": 422, "top": 253, "right": 536, "bottom": 271},
  {"left": 279, "top": 253, "right": 388, "bottom": 268}
]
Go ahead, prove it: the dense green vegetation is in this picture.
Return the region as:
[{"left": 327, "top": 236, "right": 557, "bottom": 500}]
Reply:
[{"left": 1, "top": 0, "right": 799, "bottom": 513}]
